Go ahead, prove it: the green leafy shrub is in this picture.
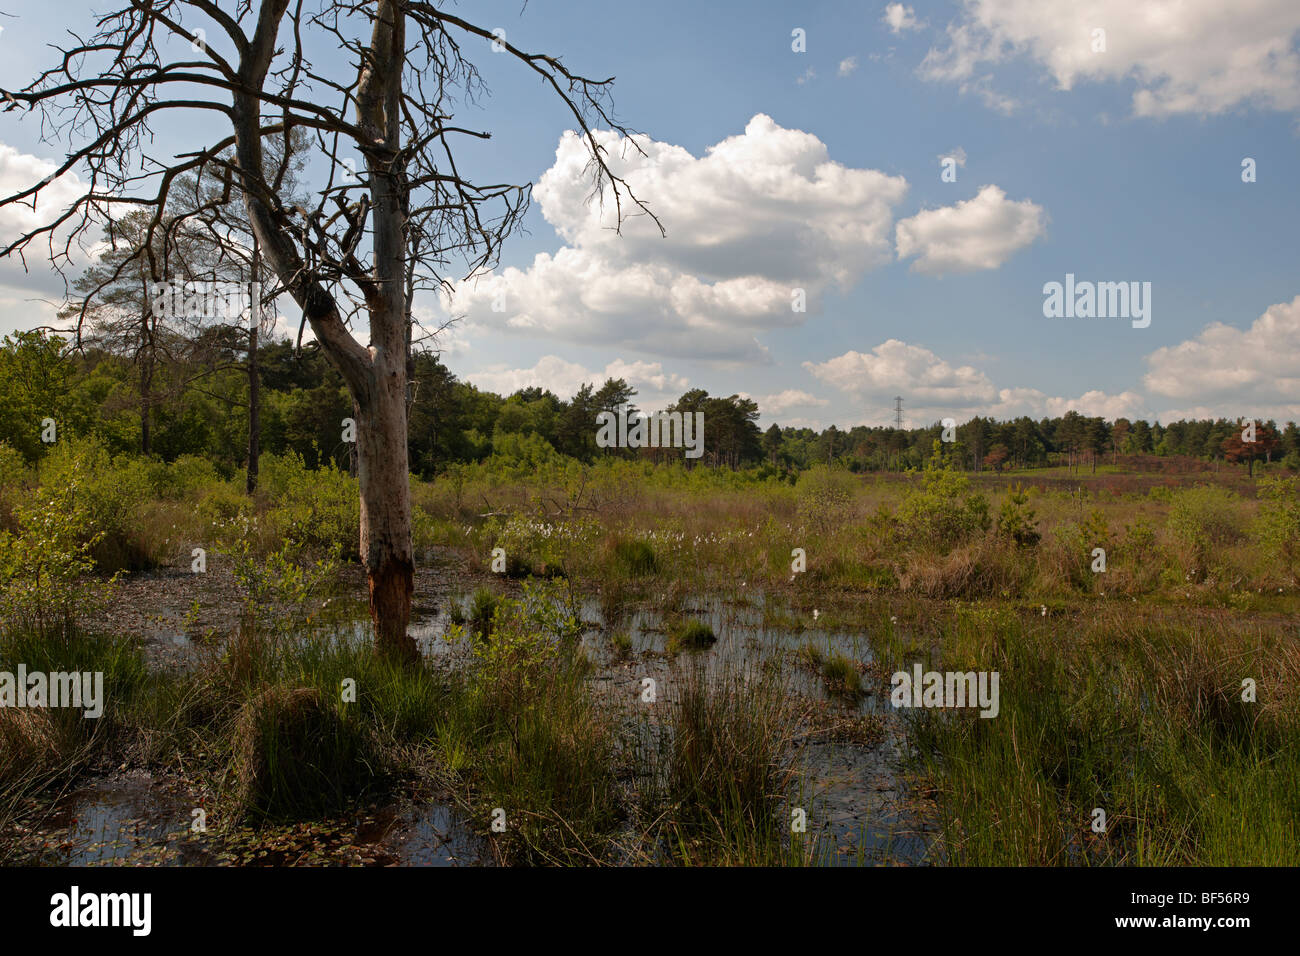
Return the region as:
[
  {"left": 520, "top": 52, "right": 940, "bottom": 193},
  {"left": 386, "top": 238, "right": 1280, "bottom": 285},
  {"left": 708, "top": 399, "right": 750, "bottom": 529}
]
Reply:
[
  {"left": 150, "top": 455, "right": 222, "bottom": 499},
  {"left": 0, "top": 472, "right": 117, "bottom": 637},
  {"left": 213, "top": 511, "right": 340, "bottom": 645},
  {"left": 449, "top": 580, "right": 582, "bottom": 704},
  {"left": 488, "top": 430, "right": 565, "bottom": 472},
  {"left": 259, "top": 452, "right": 359, "bottom": 560},
  {"left": 894, "top": 467, "right": 990, "bottom": 552},
  {"left": 1115, "top": 517, "right": 1163, "bottom": 593},
  {"left": 1256, "top": 477, "right": 1300, "bottom": 581},
  {"left": 1167, "top": 485, "right": 1243, "bottom": 573},
  {"left": 36, "top": 435, "right": 154, "bottom": 572},
  {"left": 1051, "top": 509, "right": 1111, "bottom": 591},
  {"left": 996, "top": 483, "right": 1041, "bottom": 547},
  {"left": 795, "top": 465, "right": 857, "bottom": 534},
  {"left": 0, "top": 441, "right": 28, "bottom": 532}
]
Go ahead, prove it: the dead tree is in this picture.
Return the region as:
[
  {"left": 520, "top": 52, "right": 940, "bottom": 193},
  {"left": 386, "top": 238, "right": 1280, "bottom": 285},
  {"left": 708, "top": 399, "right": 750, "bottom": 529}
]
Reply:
[{"left": 1, "top": 0, "right": 659, "bottom": 662}]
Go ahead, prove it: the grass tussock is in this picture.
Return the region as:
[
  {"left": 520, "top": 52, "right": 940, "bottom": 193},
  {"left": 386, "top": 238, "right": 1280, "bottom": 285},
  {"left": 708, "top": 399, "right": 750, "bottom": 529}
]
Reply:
[
  {"left": 230, "top": 685, "right": 379, "bottom": 821},
  {"left": 649, "top": 663, "right": 803, "bottom": 865},
  {"left": 665, "top": 619, "right": 717, "bottom": 654},
  {"left": 608, "top": 536, "right": 658, "bottom": 577},
  {"left": 796, "top": 643, "right": 867, "bottom": 704}
]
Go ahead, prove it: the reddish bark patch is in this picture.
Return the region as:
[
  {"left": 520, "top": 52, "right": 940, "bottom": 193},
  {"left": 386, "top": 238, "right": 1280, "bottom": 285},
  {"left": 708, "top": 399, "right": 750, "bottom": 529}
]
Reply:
[{"left": 369, "top": 554, "right": 416, "bottom": 663}]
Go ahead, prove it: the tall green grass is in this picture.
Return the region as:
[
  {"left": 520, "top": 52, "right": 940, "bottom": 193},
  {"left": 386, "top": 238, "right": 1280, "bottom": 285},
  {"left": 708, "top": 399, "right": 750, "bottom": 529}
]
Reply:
[
  {"left": 887, "top": 605, "right": 1300, "bottom": 865},
  {"left": 0, "top": 627, "right": 154, "bottom": 862},
  {"left": 635, "top": 661, "right": 806, "bottom": 865}
]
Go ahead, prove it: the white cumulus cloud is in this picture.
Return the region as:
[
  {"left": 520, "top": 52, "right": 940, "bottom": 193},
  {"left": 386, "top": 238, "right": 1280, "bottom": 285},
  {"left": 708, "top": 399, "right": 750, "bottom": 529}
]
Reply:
[
  {"left": 1144, "top": 294, "right": 1300, "bottom": 421},
  {"left": 446, "top": 116, "right": 1042, "bottom": 361},
  {"left": 0, "top": 143, "right": 92, "bottom": 304},
  {"left": 895, "top": 185, "right": 1045, "bottom": 276},
  {"left": 883, "top": 3, "right": 924, "bottom": 34},
  {"left": 804, "top": 339, "right": 998, "bottom": 406},
  {"left": 808, "top": 294, "right": 1300, "bottom": 427},
  {"left": 0, "top": 144, "right": 86, "bottom": 242},
  {"left": 465, "top": 355, "right": 689, "bottom": 408},
  {"left": 759, "top": 389, "right": 829, "bottom": 416},
  {"left": 921, "top": 0, "right": 1300, "bottom": 117},
  {"left": 441, "top": 115, "right": 909, "bottom": 361},
  {"left": 806, "top": 338, "right": 1147, "bottom": 424},
  {"left": 445, "top": 115, "right": 910, "bottom": 362},
  {"left": 938, "top": 146, "right": 968, "bottom": 167}
]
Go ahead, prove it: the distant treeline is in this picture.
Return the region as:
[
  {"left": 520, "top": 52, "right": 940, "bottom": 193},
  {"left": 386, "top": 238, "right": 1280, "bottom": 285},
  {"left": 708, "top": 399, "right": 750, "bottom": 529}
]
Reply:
[{"left": 2, "top": 329, "right": 1297, "bottom": 478}]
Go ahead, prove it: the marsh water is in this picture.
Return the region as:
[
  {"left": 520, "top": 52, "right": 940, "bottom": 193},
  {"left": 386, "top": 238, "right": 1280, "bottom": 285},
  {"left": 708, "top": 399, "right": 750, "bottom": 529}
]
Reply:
[{"left": 42, "top": 576, "right": 934, "bottom": 866}]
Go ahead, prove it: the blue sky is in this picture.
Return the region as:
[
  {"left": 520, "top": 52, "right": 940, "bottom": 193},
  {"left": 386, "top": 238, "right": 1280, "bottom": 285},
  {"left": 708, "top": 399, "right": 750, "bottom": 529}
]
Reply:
[{"left": 1, "top": 1, "right": 1298, "bottom": 429}]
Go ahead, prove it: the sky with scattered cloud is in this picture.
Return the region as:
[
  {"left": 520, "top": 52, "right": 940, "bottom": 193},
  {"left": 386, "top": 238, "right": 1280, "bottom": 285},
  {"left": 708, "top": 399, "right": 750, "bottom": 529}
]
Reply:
[{"left": 1, "top": 1, "right": 1298, "bottom": 428}]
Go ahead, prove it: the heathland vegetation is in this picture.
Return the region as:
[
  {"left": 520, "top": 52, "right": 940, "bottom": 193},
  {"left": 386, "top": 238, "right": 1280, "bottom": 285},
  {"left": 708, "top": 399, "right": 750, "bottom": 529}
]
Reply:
[{"left": 2, "top": 339, "right": 1298, "bottom": 864}]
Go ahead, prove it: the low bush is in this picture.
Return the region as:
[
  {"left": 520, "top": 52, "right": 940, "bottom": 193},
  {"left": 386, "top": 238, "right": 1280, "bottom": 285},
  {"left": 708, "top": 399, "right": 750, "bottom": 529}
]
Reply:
[{"left": 894, "top": 467, "right": 991, "bottom": 553}]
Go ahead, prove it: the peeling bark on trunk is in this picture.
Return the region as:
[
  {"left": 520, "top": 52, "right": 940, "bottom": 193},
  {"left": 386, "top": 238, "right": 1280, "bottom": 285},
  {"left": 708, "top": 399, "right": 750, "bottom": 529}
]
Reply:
[{"left": 356, "top": 349, "right": 415, "bottom": 663}]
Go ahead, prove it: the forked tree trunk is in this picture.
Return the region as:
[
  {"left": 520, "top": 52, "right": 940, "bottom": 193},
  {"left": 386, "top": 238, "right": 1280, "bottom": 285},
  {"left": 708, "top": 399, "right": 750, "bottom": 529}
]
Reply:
[{"left": 231, "top": 0, "right": 415, "bottom": 662}]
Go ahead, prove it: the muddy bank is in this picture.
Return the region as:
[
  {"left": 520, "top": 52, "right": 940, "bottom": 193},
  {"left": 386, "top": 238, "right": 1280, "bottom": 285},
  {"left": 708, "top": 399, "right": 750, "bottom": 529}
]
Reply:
[{"left": 85, "top": 547, "right": 481, "bottom": 668}]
